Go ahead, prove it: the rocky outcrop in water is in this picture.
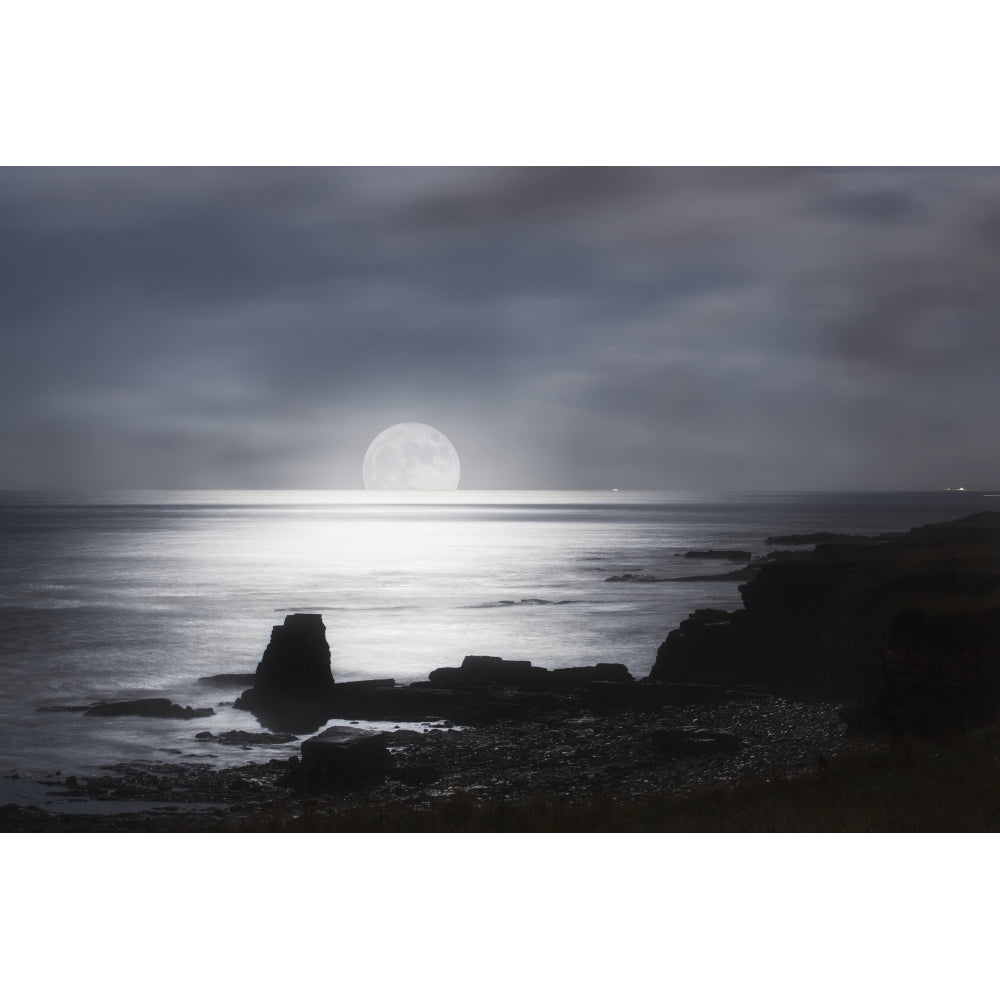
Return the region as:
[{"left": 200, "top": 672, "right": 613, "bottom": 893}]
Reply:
[
  {"left": 650, "top": 511, "right": 1000, "bottom": 734},
  {"left": 252, "top": 613, "right": 335, "bottom": 701},
  {"left": 85, "top": 698, "right": 214, "bottom": 720},
  {"left": 235, "top": 613, "right": 337, "bottom": 731},
  {"left": 429, "top": 655, "right": 544, "bottom": 687},
  {"left": 231, "top": 613, "right": 732, "bottom": 731}
]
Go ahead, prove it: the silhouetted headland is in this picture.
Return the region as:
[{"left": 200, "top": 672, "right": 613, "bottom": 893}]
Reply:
[{"left": 652, "top": 510, "right": 1000, "bottom": 736}]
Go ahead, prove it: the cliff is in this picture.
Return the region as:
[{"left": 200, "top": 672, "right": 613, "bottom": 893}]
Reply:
[{"left": 649, "top": 511, "right": 1000, "bottom": 734}]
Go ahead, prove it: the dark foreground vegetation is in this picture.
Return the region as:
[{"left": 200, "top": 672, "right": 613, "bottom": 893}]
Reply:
[
  {"left": 3, "top": 721, "right": 999, "bottom": 831},
  {"left": 245, "top": 727, "right": 1000, "bottom": 833}
]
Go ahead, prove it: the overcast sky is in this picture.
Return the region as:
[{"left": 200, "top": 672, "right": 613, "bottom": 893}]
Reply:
[{"left": 2, "top": 166, "right": 999, "bottom": 490}]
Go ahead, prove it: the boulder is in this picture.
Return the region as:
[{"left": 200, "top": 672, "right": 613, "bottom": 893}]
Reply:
[
  {"left": 85, "top": 698, "right": 215, "bottom": 720},
  {"left": 300, "top": 726, "right": 392, "bottom": 783}
]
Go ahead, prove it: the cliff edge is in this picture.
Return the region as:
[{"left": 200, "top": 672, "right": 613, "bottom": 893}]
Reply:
[{"left": 649, "top": 511, "right": 1000, "bottom": 734}]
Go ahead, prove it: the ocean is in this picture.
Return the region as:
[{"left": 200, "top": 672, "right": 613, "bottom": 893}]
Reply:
[{"left": 0, "top": 489, "right": 994, "bottom": 785}]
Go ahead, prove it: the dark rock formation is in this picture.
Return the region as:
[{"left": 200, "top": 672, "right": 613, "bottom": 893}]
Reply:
[
  {"left": 428, "top": 655, "right": 547, "bottom": 687},
  {"left": 549, "top": 663, "right": 633, "bottom": 686},
  {"left": 85, "top": 698, "right": 214, "bottom": 720},
  {"left": 251, "top": 613, "right": 335, "bottom": 702},
  {"left": 651, "top": 511, "right": 1000, "bottom": 733},
  {"left": 235, "top": 614, "right": 336, "bottom": 732},
  {"left": 299, "top": 727, "right": 393, "bottom": 786}
]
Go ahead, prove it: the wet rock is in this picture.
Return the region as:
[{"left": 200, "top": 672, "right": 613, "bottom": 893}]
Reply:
[{"left": 85, "top": 698, "right": 215, "bottom": 720}]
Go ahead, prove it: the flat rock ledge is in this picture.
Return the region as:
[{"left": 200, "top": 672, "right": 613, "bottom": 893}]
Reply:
[
  {"left": 85, "top": 698, "right": 215, "bottom": 720},
  {"left": 235, "top": 638, "right": 731, "bottom": 732}
]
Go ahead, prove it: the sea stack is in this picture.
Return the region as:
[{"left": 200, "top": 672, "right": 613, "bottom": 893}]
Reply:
[
  {"left": 235, "top": 614, "right": 336, "bottom": 732},
  {"left": 254, "top": 613, "right": 335, "bottom": 701}
]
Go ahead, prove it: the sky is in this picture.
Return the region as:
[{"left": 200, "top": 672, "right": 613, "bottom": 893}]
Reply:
[{"left": 3, "top": 165, "right": 1000, "bottom": 491}]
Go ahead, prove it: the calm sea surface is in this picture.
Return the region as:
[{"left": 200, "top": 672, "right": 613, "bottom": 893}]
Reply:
[{"left": 0, "top": 490, "right": 994, "bottom": 782}]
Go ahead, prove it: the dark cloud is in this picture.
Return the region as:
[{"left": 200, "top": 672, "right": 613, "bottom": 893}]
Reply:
[
  {"left": 1, "top": 166, "right": 999, "bottom": 489},
  {"left": 397, "top": 167, "right": 663, "bottom": 229}
]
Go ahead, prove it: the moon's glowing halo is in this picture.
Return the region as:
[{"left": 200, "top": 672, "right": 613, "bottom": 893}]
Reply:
[{"left": 362, "top": 422, "right": 461, "bottom": 490}]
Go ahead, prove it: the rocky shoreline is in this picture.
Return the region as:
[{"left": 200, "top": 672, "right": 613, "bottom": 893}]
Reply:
[
  {"left": 4, "top": 510, "right": 997, "bottom": 832},
  {"left": 1, "top": 690, "right": 874, "bottom": 832}
]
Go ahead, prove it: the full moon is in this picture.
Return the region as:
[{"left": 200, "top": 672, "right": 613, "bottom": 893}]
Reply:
[{"left": 362, "top": 422, "right": 461, "bottom": 490}]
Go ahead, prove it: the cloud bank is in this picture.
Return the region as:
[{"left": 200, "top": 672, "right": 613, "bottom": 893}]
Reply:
[{"left": 2, "top": 166, "right": 998, "bottom": 489}]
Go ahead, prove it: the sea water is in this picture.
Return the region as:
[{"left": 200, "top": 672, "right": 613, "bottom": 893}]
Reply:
[{"left": 0, "top": 489, "right": 994, "bottom": 781}]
